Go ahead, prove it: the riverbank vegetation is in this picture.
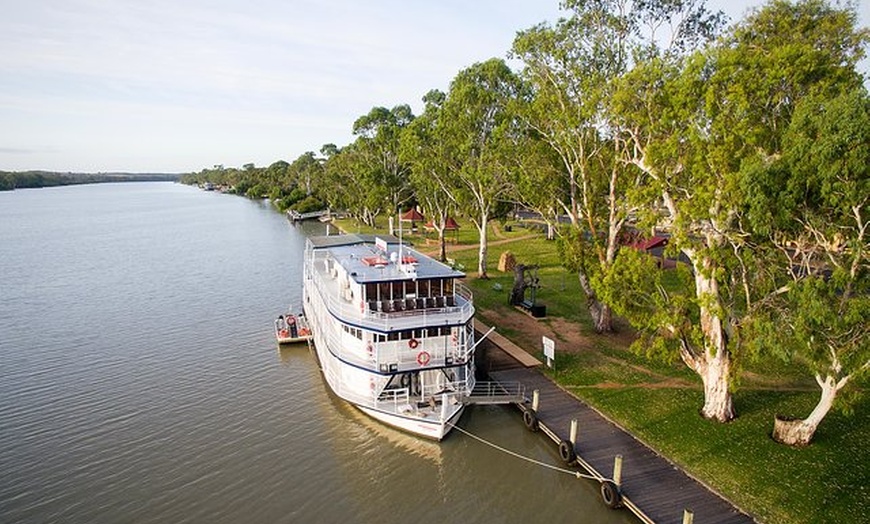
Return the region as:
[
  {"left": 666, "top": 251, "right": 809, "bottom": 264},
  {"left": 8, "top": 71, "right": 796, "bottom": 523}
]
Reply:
[
  {"left": 187, "top": 1, "right": 867, "bottom": 522},
  {"left": 0, "top": 170, "right": 180, "bottom": 191}
]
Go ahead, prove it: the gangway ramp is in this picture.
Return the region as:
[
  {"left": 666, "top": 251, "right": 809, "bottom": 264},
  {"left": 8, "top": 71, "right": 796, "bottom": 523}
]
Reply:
[{"left": 463, "top": 381, "right": 526, "bottom": 405}]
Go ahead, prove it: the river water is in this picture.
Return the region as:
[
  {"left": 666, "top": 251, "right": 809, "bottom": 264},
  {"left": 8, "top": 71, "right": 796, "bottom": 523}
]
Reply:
[{"left": 0, "top": 182, "right": 634, "bottom": 524}]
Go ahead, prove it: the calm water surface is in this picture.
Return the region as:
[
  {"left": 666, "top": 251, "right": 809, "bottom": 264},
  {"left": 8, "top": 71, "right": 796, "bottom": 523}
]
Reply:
[{"left": 0, "top": 183, "right": 635, "bottom": 523}]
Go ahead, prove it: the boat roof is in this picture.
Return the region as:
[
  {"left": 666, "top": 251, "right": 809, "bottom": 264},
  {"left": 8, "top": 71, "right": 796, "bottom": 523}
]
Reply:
[{"left": 307, "top": 234, "right": 466, "bottom": 283}]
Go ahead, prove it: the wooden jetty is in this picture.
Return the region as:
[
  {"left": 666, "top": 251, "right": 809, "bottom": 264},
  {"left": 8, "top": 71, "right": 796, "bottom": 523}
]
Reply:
[
  {"left": 287, "top": 209, "right": 330, "bottom": 222},
  {"left": 476, "top": 326, "right": 756, "bottom": 524}
]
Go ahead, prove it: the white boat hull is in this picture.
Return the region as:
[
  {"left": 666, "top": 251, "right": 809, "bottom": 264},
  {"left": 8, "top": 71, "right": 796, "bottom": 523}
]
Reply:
[{"left": 357, "top": 404, "right": 465, "bottom": 441}]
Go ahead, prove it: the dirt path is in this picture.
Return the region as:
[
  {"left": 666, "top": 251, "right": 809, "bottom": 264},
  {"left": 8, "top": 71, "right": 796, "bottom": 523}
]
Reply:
[
  {"left": 419, "top": 234, "right": 538, "bottom": 258},
  {"left": 480, "top": 300, "right": 818, "bottom": 392}
]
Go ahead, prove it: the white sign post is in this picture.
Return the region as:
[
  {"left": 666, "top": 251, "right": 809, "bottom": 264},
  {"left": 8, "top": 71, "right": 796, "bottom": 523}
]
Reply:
[{"left": 543, "top": 336, "right": 555, "bottom": 370}]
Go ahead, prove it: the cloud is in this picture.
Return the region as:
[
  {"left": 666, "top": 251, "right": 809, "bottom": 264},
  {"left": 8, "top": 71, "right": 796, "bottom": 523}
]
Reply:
[{"left": 0, "top": 0, "right": 566, "bottom": 171}]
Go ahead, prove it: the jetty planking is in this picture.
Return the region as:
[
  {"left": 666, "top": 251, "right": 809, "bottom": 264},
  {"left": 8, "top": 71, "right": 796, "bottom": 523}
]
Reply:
[{"left": 483, "top": 345, "right": 755, "bottom": 524}]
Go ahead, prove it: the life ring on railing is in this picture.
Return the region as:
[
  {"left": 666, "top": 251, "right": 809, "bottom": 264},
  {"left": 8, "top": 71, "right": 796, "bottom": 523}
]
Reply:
[
  {"left": 408, "top": 338, "right": 419, "bottom": 349},
  {"left": 416, "top": 351, "right": 430, "bottom": 366},
  {"left": 451, "top": 332, "right": 458, "bottom": 346},
  {"left": 366, "top": 342, "right": 374, "bottom": 356},
  {"left": 360, "top": 301, "right": 365, "bottom": 313}
]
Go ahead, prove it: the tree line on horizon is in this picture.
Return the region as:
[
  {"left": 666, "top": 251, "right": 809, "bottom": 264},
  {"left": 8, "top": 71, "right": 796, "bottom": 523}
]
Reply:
[
  {"left": 0, "top": 171, "right": 180, "bottom": 191},
  {"left": 182, "top": 0, "right": 868, "bottom": 446}
]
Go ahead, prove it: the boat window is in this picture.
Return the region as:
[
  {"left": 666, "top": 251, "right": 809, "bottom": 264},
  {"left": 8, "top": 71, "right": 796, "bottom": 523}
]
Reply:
[
  {"left": 388, "top": 332, "right": 399, "bottom": 341},
  {"left": 427, "top": 327, "right": 439, "bottom": 337},
  {"left": 365, "top": 283, "right": 378, "bottom": 302},
  {"left": 379, "top": 282, "right": 391, "bottom": 301},
  {"left": 400, "top": 330, "right": 412, "bottom": 340},
  {"left": 418, "top": 280, "right": 431, "bottom": 298},
  {"left": 444, "top": 279, "right": 454, "bottom": 294}
]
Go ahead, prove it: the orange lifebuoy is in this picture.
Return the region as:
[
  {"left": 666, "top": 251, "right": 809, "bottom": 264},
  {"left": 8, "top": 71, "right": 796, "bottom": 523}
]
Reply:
[
  {"left": 408, "top": 338, "right": 419, "bottom": 349},
  {"left": 279, "top": 329, "right": 289, "bottom": 338},
  {"left": 416, "top": 351, "right": 430, "bottom": 366}
]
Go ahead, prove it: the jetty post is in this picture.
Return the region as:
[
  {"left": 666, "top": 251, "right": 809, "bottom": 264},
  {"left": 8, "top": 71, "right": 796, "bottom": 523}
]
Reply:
[{"left": 613, "top": 455, "right": 623, "bottom": 486}]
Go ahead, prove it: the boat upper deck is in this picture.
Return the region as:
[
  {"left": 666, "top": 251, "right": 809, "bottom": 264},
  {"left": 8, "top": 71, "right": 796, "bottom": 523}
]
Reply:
[
  {"left": 305, "top": 234, "right": 474, "bottom": 333},
  {"left": 306, "top": 234, "right": 465, "bottom": 283}
]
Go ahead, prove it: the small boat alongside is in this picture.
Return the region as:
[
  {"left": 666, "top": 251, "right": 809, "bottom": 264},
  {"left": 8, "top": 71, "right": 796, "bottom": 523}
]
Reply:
[
  {"left": 302, "top": 234, "right": 476, "bottom": 440},
  {"left": 275, "top": 311, "right": 312, "bottom": 344}
]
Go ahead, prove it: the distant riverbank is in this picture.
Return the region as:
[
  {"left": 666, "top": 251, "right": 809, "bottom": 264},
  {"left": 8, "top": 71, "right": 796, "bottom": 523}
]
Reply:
[{"left": 0, "top": 170, "right": 181, "bottom": 191}]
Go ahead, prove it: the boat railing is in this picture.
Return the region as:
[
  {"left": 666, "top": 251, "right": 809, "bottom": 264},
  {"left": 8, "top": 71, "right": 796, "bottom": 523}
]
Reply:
[
  {"left": 419, "top": 379, "right": 470, "bottom": 400},
  {"left": 321, "top": 323, "right": 474, "bottom": 375},
  {"left": 308, "top": 265, "right": 474, "bottom": 331},
  {"left": 376, "top": 388, "right": 411, "bottom": 411}
]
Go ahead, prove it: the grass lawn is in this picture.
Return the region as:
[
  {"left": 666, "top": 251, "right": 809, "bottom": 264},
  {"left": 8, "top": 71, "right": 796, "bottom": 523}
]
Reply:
[{"left": 332, "top": 216, "right": 869, "bottom": 524}]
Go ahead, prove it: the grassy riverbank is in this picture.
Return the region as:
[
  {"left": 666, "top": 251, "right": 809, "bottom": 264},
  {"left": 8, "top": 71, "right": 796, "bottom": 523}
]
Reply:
[{"left": 332, "top": 217, "right": 868, "bottom": 524}]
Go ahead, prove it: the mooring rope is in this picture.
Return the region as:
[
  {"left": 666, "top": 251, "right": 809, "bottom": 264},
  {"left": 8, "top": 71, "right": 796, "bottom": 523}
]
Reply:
[{"left": 452, "top": 424, "right": 600, "bottom": 481}]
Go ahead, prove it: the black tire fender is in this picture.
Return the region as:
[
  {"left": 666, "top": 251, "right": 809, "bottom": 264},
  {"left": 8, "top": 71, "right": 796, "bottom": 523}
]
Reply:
[
  {"left": 600, "top": 480, "right": 622, "bottom": 509},
  {"left": 558, "top": 439, "right": 576, "bottom": 463},
  {"left": 522, "top": 409, "right": 539, "bottom": 432}
]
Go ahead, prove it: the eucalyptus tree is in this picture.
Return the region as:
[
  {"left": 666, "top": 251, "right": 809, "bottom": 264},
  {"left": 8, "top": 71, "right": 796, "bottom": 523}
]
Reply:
[
  {"left": 289, "top": 152, "right": 322, "bottom": 196},
  {"left": 352, "top": 105, "right": 415, "bottom": 231},
  {"left": 319, "top": 142, "right": 383, "bottom": 227},
  {"left": 608, "top": 0, "right": 866, "bottom": 422},
  {"left": 399, "top": 89, "right": 456, "bottom": 262},
  {"left": 512, "top": 0, "right": 724, "bottom": 333},
  {"left": 437, "top": 58, "right": 525, "bottom": 278},
  {"left": 744, "top": 87, "right": 869, "bottom": 446},
  {"left": 511, "top": 0, "right": 641, "bottom": 333}
]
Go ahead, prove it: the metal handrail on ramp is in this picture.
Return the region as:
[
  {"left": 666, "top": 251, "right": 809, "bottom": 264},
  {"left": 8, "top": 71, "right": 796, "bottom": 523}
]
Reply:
[{"left": 462, "top": 381, "right": 526, "bottom": 405}]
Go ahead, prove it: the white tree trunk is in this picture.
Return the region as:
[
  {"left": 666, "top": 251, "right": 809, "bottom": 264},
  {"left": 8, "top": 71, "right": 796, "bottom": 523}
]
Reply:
[
  {"left": 679, "top": 255, "right": 736, "bottom": 422},
  {"left": 773, "top": 374, "right": 843, "bottom": 446},
  {"left": 699, "top": 353, "right": 735, "bottom": 421},
  {"left": 577, "top": 271, "right": 613, "bottom": 333},
  {"left": 478, "top": 213, "right": 489, "bottom": 278}
]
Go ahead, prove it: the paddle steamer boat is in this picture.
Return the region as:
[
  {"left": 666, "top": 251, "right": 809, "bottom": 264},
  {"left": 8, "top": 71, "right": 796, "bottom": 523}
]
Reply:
[{"left": 303, "top": 234, "right": 475, "bottom": 440}]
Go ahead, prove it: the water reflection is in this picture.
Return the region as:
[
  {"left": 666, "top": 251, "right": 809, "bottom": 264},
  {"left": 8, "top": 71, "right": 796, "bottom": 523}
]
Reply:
[{"left": 275, "top": 342, "right": 311, "bottom": 365}]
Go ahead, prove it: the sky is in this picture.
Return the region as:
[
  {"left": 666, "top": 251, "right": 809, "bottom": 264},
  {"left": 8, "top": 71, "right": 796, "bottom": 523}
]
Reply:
[{"left": 1, "top": 0, "right": 868, "bottom": 174}]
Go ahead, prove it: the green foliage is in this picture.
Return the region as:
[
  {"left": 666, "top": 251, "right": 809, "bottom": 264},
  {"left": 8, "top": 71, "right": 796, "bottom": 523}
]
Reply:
[
  {"left": 599, "top": 247, "right": 698, "bottom": 361},
  {"left": 741, "top": 85, "right": 869, "bottom": 418},
  {"left": 292, "top": 195, "right": 325, "bottom": 214}
]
